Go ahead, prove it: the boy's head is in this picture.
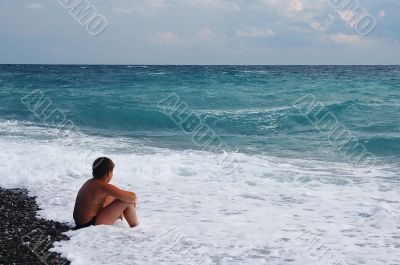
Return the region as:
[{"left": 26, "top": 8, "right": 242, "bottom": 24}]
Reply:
[{"left": 92, "top": 157, "right": 115, "bottom": 180}]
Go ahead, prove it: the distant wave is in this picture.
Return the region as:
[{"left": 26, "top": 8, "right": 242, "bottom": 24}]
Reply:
[
  {"left": 147, "top": 72, "right": 167, "bottom": 75},
  {"left": 127, "top": 65, "right": 149, "bottom": 68},
  {"left": 361, "top": 136, "right": 400, "bottom": 156}
]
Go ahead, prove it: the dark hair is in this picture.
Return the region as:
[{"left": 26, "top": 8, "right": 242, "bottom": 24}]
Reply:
[{"left": 92, "top": 157, "right": 115, "bottom": 179}]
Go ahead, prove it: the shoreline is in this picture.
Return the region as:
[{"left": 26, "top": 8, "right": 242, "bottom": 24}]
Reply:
[{"left": 0, "top": 188, "right": 71, "bottom": 265}]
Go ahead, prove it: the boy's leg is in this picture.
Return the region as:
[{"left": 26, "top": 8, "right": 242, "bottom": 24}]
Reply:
[
  {"left": 122, "top": 203, "right": 139, "bottom": 227},
  {"left": 96, "top": 200, "right": 139, "bottom": 227},
  {"left": 103, "top": 196, "right": 124, "bottom": 220}
]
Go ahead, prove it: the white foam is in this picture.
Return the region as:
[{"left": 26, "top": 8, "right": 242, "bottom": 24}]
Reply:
[
  {"left": 0, "top": 121, "right": 399, "bottom": 265},
  {"left": 195, "top": 106, "right": 292, "bottom": 116}
]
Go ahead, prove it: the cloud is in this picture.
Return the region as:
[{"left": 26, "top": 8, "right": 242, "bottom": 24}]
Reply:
[
  {"left": 248, "top": 0, "right": 331, "bottom": 35},
  {"left": 176, "top": 0, "right": 240, "bottom": 11},
  {"left": 25, "top": 3, "right": 45, "bottom": 11},
  {"left": 330, "top": 33, "right": 364, "bottom": 44},
  {"left": 113, "top": 0, "right": 240, "bottom": 14},
  {"left": 309, "top": 20, "right": 324, "bottom": 31},
  {"left": 197, "top": 27, "right": 213, "bottom": 40},
  {"left": 251, "top": 0, "right": 309, "bottom": 14},
  {"left": 235, "top": 27, "right": 275, "bottom": 38},
  {"left": 112, "top": 0, "right": 167, "bottom": 15},
  {"left": 338, "top": 9, "right": 361, "bottom": 27},
  {"left": 151, "top": 32, "right": 181, "bottom": 45},
  {"left": 289, "top": 0, "right": 304, "bottom": 12},
  {"left": 3, "top": 0, "right": 399, "bottom": 64}
]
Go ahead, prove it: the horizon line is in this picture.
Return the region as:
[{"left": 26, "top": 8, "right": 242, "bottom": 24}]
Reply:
[{"left": 1, "top": 64, "right": 399, "bottom": 66}]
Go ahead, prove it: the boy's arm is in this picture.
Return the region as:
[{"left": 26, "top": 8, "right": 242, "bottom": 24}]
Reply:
[
  {"left": 102, "top": 184, "right": 137, "bottom": 204},
  {"left": 102, "top": 195, "right": 124, "bottom": 219},
  {"left": 103, "top": 196, "right": 115, "bottom": 207}
]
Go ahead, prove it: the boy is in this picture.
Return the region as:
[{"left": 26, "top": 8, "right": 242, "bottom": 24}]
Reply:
[{"left": 73, "top": 157, "right": 139, "bottom": 229}]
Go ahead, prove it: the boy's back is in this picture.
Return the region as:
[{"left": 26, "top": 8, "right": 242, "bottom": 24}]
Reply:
[{"left": 73, "top": 179, "right": 107, "bottom": 225}]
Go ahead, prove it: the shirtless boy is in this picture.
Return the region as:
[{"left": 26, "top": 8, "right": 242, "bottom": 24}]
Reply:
[{"left": 73, "top": 157, "right": 139, "bottom": 229}]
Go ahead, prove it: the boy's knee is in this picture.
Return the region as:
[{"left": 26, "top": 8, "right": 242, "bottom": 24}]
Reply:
[{"left": 120, "top": 201, "right": 133, "bottom": 208}]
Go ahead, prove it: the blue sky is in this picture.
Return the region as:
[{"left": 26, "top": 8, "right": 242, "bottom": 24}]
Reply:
[{"left": 0, "top": 0, "right": 399, "bottom": 64}]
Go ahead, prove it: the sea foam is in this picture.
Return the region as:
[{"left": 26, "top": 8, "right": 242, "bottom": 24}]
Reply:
[{"left": 0, "top": 121, "right": 399, "bottom": 265}]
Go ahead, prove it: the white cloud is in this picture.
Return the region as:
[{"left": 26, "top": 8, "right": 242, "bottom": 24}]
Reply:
[
  {"left": 310, "top": 20, "right": 324, "bottom": 31},
  {"left": 112, "top": 0, "right": 167, "bottom": 15},
  {"left": 330, "top": 33, "right": 364, "bottom": 44},
  {"left": 251, "top": 0, "right": 312, "bottom": 14},
  {"left": 25, "top": 3, "right": 45, "bottom": 11},
  {"left": 308, "top": 14, "right": 335, "bottom": 32},
  {"left": 338, "top": 10, "right": 358, "bottom": 26},
  {"left": 378, "top": 10, "right": 385, "bottom": 18},
  {"left": 151, "top": 32, "right": 181, "bottom": 45},
  {"left": 248, "top": 0, "right": 331, "bottom": 36},
  {"left": 114, "top": 0, "right": 240, "bottom": 14},
  {"left": 289, "top": 0, "right": 304, "bottom": 12},
  {"left": 147, "top": 0, "right": 168, "bottom": 8},
  {"left": 197, "top": 27, "right": 213, "bottom": 40},
  {"left": 176, "top": 0, "right": 240, "bottom": 11},
  {"left": 236, "top": 27, "right": 274, "bottom": 38}
]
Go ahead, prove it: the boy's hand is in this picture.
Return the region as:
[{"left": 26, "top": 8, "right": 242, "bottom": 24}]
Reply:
[{"left": 102, "top": 184, "right": 137, "bottom": 204}]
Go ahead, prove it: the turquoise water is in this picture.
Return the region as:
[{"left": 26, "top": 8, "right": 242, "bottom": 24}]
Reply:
[
  {"left": 1, "top": 65, "right": 400, "bottom": 264},
  {"left": 1, "top": 65, "right": 399, "bottom": 166}
]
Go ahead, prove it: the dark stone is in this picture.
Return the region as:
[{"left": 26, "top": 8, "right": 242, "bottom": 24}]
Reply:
[{"left": 0, "top": 188, "right": 71, "bottom": 265}]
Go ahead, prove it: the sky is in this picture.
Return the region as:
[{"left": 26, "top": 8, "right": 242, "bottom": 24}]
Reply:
[{"left": 0, "top": 0, "right": 399, "bottom": 64}]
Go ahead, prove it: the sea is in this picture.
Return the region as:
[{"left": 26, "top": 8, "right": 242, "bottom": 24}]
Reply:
[{"left": 0, "top": 65, "right": 399, "bottom": 265}]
